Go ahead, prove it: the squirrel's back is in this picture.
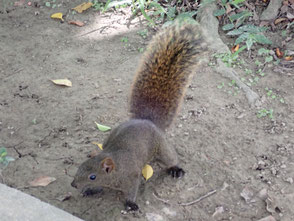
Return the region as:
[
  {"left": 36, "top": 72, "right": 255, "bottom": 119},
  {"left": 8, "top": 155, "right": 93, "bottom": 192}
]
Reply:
[{"left": 130, "top": 23, "right": 206, "bottom": 130}]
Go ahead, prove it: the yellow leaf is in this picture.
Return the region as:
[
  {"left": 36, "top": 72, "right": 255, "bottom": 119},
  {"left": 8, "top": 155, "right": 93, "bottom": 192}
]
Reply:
[
  {"left": 92, "top": 142, "right": 103, "bottom": 150},
  {"left": 51, "top": 79, "right": 72, "bottom": 87},
  {"left": 72, "top": 2, "right": 93, "bottom": 13},
  {"left": 51, "top": 13, "right": 64, "bottom": 21},
  {"left": 142, "top": 164, "right": 153, "bottom": 181}
]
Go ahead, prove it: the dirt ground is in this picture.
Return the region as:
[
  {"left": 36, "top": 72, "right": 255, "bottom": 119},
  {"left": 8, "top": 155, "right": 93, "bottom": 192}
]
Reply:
[{"left": 0, "top": 1, "right": 293, "bottom": 221}]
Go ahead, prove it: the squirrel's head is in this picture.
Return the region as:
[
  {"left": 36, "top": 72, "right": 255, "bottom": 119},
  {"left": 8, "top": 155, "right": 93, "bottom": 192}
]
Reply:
[{"left": 71, "top": 154, "right": 118, "bottom": 193}]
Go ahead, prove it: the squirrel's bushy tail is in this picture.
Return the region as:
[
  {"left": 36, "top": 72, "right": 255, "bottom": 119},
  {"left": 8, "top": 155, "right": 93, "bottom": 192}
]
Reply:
[{"left": 130, "top": 23, "right": 206, "bottom": 130}]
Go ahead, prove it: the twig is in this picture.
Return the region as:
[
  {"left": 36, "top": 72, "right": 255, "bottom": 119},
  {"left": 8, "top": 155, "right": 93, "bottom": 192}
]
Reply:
[
  {"left": 178, "top": 189, "right": 217, "bottom": 206},
  {"left": 152, "top": 192, "right": 170, "bottom": 204},
  {"left": 79, "top": 26, "right": 113, "bottom": 37}
]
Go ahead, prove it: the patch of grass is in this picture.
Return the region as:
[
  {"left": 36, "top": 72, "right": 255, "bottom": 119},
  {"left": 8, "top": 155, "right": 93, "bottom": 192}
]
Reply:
[
  {"left": 214, "top": 51, "right": 245, "bottom": 68},
  {"left": 121, "top": 37, "right": 129, "bottom": 43},
  {"left": 45, "top": 0, "right": 60, "bottom": 9},
  {"left": 265, "top": 87, "right": 286, "bottom": 104},
  {"left": 257, "top": 108, "right": 273, "bottom": 119},
  {"left": 0, "top": 147, "right": 15, "bottom": 169},
  {"left": 91, "top": 0, "right": 198, "bottom": 25},
  {"left": 217, "top": 80, "right": 240, "bottom": 96},
  {"left": 137, "top": 29, "right": 148, "bottom": 39}
]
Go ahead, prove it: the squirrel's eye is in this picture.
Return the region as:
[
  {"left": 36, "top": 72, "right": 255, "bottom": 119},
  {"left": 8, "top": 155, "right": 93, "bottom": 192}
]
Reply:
[{"left": 88, "top": 174, "right": 96, "bottom": 180}]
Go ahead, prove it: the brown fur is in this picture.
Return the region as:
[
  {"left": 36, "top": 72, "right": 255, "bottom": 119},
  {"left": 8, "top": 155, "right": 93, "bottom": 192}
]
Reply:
[{"left": 130, "top": 23, "right": 206, "bottom": 130}]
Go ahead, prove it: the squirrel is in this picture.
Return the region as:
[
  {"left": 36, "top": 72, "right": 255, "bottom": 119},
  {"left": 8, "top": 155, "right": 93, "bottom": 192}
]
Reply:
[{"left": 71, "top": 22, "right": 207, "bottom": 211}]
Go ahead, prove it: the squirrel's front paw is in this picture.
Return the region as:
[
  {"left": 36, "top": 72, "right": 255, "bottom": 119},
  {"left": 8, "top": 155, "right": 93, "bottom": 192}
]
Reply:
[
  {"left": 167, "top": 166, "right": 185, "bottom": 178},
  {"left": 81, "top": 186, "right": 103, "bottom": 196},
  {"left": 125, "top": 200, "right": 139, "bottom": 212}
]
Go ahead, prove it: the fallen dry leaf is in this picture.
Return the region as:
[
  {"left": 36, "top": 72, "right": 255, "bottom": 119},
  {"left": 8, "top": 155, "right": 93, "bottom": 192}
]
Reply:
[
  {"left": 232, "top": 44, "right": 240, "bottom": 53},
  {"left": 51, "top": 13, "right": 64, "bottom": 22},
  {"left": 142, "top": 164, "right": 153, "bottom": 181},
  {"left": 72, "top": 2, "right": 93, "bottom": 13},
  {"left": 276, "top": 48, "right": 284, "bottom": 58},
  {"left": 285, "top": 56, "right": 293, "bottom": 61},
  {"left": 56, "top": 192, "right": 72, "bottom": 202},
  {"left": 92, "top": 142, "right": 103, "bottom": 150},
  {"left": 51, "top": 79, "right": 72, "bottom": 87},
  {"left": 274, "top": 17, "right": 287, "bottom": 25},
  {"left": 68, "top": 20, "right": 85, "bottom": 27},
  {"left": 29, "top": 176, "right": 56, "bottom": 187}
]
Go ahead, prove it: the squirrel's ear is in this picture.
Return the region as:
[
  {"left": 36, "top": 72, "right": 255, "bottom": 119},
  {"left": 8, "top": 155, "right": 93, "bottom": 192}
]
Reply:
[{"left": 101, "top": 157, "right": 115, "bottom": 174}]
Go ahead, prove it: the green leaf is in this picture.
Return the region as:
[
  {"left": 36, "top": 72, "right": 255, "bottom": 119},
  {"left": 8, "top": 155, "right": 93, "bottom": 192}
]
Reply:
[
  {"left": 175, "top": 12, "right": 197, "bottom": 23},
  {"left": 217, "top": 82, "right": 224, "bottom": 89},
  {"left": 5, "top": 156, "right": 15, "bottom": 162},
  {"left": 246, "top": 36, "right": 254, "bottom": 50},
  {"left": 265, "top": 56, "right": 273, "bottom": 63},
  {"left": 258, "top": 48, "right": 269, "bottom": 55},
  {"left": 0, "top": 147, "right": 7, "bottom": 158},
  {"left": 230, "top": 0, "right": 246, "bottom": 8},
  {"left": 254, "top": 34, "right": 272, "bottom": 45},
  {"left": 231, "top": 0, "right": 246, "bottom": 5},
  {"left": 229, "top": 10, "right": 251, "bottom": 22},
  {"left": 45, "top": 2, "right": 51, "bottom": 7},
  {"left": 213, "top": 8, "right": 226, "bottom": 17},
  {"left": 221, "top": 0, "right": 227, "bottom": 5},
  {"left": 235, "top": 32, "right": 249, "bottom": 44},
  {"left": 1, "top": 151, "right": 7, "bottom": 158},
  {"left": 139, "top": 0, "right": 155, "bottom": 25},
  {"left": 166, "top": 6, "right": 176, "bottom": 20},
  {"left": 235, "top": 16, "right": 245, "bottom": 27},
  {"left": 238, "top": 24, "right": 267, "bottom": 33},
  {"left": 121, "top": 37, "right": 128, "bottom": 43},
  {"left": 108, "top": 0, "right": 132, "bottom": 8},
  {"left": 255, "top": 60, "right": 262, "bottom": 66},
  {"left": 102, "top": 0, "right": 113, "bottom": 12},
  {"left": 149, "top": 2, "right": 166, "bottom": 14},
  {"left": 227, "top": 29, "right": 243, "bottom": 36},
  {"left": 222, "top": 23, "right": 235, "bottom": 31},
  {"left": 95, "top": 122, "right": 111, "bottom": 132}
]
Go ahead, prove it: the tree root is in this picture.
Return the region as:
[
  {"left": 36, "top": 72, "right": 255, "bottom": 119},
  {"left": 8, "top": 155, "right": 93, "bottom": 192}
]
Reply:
[
  {"left": 260, "top": 0, "right": 283, "bottom": 21},
  {"left": 196, "top": 2, "right": 260, "bottom": 107}
]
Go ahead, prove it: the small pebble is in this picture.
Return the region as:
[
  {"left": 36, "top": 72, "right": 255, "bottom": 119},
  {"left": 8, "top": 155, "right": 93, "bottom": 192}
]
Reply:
[{"left": 286, "top": 177, "right": 293, "bottom": 184}]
